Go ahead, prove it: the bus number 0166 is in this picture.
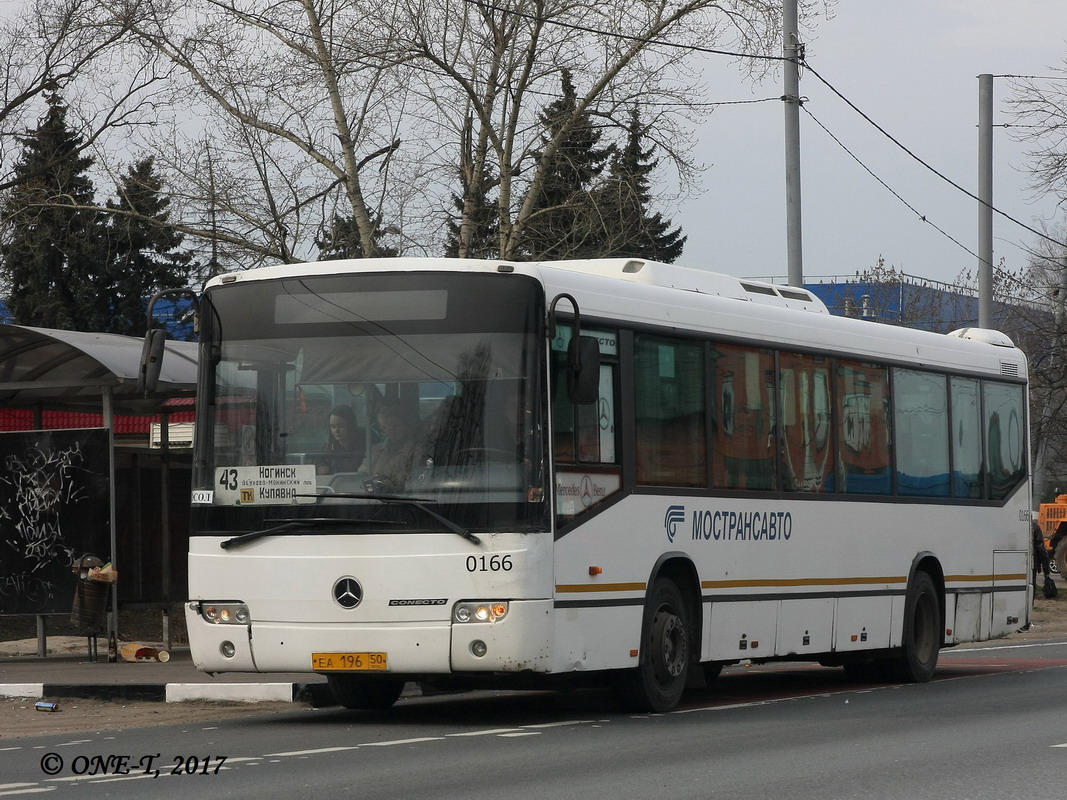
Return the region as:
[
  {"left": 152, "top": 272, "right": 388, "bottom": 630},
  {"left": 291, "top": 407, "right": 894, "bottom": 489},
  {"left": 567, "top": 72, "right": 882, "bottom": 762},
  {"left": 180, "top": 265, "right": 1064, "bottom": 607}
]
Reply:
[{"left": 466, "top": 555, "right": 514, "bottom": 572}]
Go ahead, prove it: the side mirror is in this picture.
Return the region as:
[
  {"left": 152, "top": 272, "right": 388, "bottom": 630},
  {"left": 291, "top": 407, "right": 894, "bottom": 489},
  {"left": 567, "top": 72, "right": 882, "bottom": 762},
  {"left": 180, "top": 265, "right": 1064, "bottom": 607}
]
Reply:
[
  {"left": 138, "top": 329, "right": 167, "bottom": 395},
  {"left": 568, "top": 335, "right": 600, "bottom": 405}
]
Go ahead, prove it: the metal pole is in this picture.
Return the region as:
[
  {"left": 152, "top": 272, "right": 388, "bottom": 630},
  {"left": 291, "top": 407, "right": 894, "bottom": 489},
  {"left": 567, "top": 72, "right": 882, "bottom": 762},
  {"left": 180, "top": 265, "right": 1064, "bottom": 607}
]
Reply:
[
  {"left": 978, "top": 73, "right": 994, "bottom": 328},
  {"left": 103, "top": 387, "right": 118, "bottom": 661},
  {"left": 160, "top": 412, "right": 171, "bottom": 650},
  {"left": 784, "top": 0, "right": 804, "bottom": 288}
]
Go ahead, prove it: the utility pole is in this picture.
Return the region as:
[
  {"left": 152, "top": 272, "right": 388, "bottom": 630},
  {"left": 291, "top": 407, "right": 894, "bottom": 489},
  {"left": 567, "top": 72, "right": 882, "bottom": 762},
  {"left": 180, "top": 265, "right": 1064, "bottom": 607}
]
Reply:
[
  {"left": 783, "top": 0, "right": 804, "bottom": 288},
  {"left": 978, "top": 73, "right": 993, "bottom": 328}
]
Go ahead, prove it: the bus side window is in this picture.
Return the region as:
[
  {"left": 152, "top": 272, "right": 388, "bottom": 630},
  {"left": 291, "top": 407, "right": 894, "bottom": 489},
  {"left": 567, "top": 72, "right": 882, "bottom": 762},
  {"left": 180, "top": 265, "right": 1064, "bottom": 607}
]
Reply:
[
  {"left": 711, "top": 344, "right": 775, "bottom": 490},
  {"left": 950, "top": 377, "right": 983, "bottom": 498},
  {"left": 983, "top": 380, "right": 1025, "bottom": 502},
  {"left": 552, "top": 329, "right": 618, "bottom": 466},
  {"left": 779, "top": 352, "right": 834, "bottom": 493},
  {"left": 836, "top": 361, "right": 891, "bottom": 495},
  {"left": 893, "top": 369, "right": 950, "bottom": 497},
  {"left": 635, "top": 335, "right": 706, "bottom": 487}
]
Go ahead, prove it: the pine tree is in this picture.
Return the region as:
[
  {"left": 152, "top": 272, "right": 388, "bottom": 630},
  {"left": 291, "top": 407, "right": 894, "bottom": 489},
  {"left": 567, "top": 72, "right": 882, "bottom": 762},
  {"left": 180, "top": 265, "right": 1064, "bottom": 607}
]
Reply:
[
  {"left": 317, "top": 213, "right": 397, "bottom": 259},
  {"left": 520, "top": 70, "right": 611, "bottom": 259},
  {"left": 103, "top": 157, "right": 193, "bottom": 336},
  {"left": 0, "top": 93, "right": 104, "bottom": 330},
  {"left": 594, "top": 108, "right": 686, "bottom": 263}
]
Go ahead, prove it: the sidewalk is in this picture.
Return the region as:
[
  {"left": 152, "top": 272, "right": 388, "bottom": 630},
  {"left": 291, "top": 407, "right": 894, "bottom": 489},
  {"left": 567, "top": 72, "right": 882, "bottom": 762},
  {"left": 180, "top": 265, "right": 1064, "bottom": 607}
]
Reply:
[{"left": 0, "top": 637, "right": 335, "bottom": 705}]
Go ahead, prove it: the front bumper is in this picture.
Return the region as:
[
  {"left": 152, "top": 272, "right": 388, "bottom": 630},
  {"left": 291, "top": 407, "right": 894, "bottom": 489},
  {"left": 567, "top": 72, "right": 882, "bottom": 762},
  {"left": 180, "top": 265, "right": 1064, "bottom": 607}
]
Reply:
[{"left": 185, "top": 599, "right": 553, "bottom": 675}]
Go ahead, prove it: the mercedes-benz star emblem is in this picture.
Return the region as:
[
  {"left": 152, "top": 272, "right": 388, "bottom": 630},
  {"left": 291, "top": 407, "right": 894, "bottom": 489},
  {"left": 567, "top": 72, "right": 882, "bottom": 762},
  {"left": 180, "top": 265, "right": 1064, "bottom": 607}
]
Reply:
[{"left": 333, "top": 577, "right": 363, "bottom": 609}]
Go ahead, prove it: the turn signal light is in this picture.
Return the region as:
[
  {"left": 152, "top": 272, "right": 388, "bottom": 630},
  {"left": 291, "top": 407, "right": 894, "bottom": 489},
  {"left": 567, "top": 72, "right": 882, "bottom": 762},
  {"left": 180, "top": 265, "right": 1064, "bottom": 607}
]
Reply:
[
  {"left": 453, "top": 601, "right": 509, "bottom": 623},
  {"left": 199, "top": 601, "right": 250, "bottom": 625}
]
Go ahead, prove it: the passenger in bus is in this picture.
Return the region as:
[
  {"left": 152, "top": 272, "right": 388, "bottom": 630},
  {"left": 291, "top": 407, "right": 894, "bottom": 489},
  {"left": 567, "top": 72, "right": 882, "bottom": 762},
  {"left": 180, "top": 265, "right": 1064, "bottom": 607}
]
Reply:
[
  {"left": 361, "top": 401, "right": 419, "bottom": 492},
  {"left": 317, "top": 404, "right": 364, "bottom": 474}
]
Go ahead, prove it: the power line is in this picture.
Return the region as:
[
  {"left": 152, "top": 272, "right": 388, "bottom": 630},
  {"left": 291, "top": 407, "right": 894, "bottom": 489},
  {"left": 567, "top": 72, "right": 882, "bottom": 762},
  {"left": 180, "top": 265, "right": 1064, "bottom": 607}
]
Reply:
[
  {"left": 461, "top": 3, "right": 1067, "bottom": 252},
  {"left": 802, "top": 106, "right": 980, "bottom": 262},
  {"left": 465, "top": 0, "right": 786, "bottom": 63},
  {"left": 802, "top": 61, "right": 1067, "bottom": 251}
]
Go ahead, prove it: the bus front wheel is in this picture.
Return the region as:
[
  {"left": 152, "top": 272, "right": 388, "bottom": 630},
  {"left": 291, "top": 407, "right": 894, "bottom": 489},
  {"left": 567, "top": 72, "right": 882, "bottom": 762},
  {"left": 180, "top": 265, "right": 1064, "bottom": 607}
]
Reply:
[
  {"left": 326, "top": 674, "right": 405, "bottom": 710},
  {"left": 616, "top": 578, "right": 690, "bottom": 713}
]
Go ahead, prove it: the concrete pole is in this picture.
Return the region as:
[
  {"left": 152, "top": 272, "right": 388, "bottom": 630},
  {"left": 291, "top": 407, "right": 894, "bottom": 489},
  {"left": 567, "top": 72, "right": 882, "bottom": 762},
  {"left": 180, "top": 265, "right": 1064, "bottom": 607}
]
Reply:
[
  {"left": 978, "top": 74, "right": 994, "bottom": 328},
  {"left": 784, "top": 0, "right": 804, "bottom": 288}
]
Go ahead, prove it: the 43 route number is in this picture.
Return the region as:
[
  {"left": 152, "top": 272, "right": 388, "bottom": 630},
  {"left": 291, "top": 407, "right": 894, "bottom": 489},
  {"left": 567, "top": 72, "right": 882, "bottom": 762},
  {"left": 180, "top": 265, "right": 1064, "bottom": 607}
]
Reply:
[
  {"left": 219, "top": 469, "right": 239, "bottom": 491},
  {"left": 466, "top": 555, "right": 514, "bottom": 572}
]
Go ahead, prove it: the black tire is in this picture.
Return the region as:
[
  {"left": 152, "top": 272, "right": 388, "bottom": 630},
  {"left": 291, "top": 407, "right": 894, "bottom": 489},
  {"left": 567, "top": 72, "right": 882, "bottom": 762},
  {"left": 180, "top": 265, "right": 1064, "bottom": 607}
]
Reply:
[
  {"left": 326, "top": 674, "right": 405, "bottom": 710},
  {"left": 616, "top": 578, "right": 691, "bottom": 712},
  {"left": 1054, "top": 539, "right": 1067, "bottom": 580},
  {"left": 883, "top": 571, "right": 941, "bottom": 683}
]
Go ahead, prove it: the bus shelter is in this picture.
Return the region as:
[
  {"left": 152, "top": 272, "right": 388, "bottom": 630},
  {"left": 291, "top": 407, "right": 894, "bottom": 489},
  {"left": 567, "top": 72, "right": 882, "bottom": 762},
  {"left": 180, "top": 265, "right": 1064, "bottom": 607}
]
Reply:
[{"left": 0, "top": 324, "right": 197, "bottom": 658}]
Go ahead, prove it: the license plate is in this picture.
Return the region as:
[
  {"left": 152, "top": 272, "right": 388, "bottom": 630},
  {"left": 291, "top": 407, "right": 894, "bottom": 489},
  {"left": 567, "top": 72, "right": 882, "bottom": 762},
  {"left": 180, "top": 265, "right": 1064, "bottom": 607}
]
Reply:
[{"left": 312, "top": 652, "right": 388, "bottom": 671}]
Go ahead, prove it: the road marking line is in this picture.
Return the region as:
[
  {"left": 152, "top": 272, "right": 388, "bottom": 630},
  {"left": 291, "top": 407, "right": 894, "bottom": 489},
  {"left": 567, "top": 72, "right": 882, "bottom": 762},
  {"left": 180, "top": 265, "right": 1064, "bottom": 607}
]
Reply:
[
  {"left": 360, "top": 737, "right": 444, "bottom": 747},
  {"left": 265, "top": 746, "right": 360, "bottom": 757},
  {"left": 951, "top": 641, "right": 1067, "bottom": 652},
  {"left": 448, "top": 729, "right": 524, "bottom": 736},
  {"left": 499, "top": 732, "right": 542, "bottom": 738}
]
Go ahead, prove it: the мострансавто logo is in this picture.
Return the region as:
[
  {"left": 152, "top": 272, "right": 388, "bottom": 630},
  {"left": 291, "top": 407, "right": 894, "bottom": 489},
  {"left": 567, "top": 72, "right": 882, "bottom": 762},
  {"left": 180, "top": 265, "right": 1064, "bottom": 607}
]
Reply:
[
  {"left": 664, "top": 505, "right": 793, "bottom": 543},
  {"left": 664, "top": 505, "right": 686, "bottom": 543}
]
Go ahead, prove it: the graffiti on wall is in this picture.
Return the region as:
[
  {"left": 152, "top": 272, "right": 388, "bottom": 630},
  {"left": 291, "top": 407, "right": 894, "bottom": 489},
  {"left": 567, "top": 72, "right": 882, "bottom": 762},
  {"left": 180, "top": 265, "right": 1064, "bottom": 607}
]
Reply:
[{"left": 0, "top": 429, "right": 110, "bottom": 615}]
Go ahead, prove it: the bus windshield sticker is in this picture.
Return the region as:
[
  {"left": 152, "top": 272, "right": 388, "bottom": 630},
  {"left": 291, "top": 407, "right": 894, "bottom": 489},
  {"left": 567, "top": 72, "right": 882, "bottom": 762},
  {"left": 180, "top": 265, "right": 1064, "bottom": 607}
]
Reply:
[
  {"left": 556, "top": 472, "right": 621, "bottom": 516},
  {"left": 551, "top": 327, "right": 618, "bottom": 356},
  {"left": 213, "top": 465, "right": 318, "bottom": 506}
]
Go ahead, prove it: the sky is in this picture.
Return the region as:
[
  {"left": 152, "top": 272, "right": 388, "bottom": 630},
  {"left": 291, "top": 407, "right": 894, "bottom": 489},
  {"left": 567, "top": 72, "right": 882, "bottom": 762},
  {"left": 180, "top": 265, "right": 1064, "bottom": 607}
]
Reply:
[{"left": 673, "top": 1, "right": 1067, "bottom": 288}]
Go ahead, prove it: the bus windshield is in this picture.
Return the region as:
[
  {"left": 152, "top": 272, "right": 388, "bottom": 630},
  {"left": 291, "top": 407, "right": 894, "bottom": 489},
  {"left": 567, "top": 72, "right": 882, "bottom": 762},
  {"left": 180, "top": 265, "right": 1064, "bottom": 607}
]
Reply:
[{"left": 191, "top": 271, "right": 549, "bottom": 535}]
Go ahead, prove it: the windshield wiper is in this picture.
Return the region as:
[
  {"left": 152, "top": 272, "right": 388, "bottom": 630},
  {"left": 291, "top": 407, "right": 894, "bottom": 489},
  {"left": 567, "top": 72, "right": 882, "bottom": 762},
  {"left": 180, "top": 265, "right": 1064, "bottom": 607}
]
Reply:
[
  {"left": 302, "top": 492, "right": 482, "bottom": 546},
  {"left": 219, "top": 517, "right": 404, "bottom": 550}
]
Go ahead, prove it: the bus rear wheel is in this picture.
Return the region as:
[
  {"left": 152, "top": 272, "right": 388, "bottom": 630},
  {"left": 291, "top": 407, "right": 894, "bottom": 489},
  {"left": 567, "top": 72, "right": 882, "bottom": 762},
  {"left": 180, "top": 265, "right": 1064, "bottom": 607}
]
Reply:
[
  {"left": 616, "top": 578, "right": 690, "bottom": 713},
  {"left": 883, "top": 571, "right": 940, "bottom": 683},
  {"left": 326, "top": 674, "right": 405, "bottom": 710}
]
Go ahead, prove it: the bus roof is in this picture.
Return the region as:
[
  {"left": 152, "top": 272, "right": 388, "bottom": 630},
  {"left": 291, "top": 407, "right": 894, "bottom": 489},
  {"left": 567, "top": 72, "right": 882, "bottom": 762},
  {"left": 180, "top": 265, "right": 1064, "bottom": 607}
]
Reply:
[{"left": 207, "top": 257, "right": 1026, "bottom": 380}]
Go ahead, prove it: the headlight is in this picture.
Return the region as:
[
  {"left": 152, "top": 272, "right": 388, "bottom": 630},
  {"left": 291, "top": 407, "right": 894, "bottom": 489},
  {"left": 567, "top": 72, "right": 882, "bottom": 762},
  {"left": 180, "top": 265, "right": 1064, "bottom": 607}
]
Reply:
[
  {"left": 198, "top": 601, "right": 251, "bottom": 625},
  {"left": 453, "top": 601, "right": 508, "bottom": 623}
]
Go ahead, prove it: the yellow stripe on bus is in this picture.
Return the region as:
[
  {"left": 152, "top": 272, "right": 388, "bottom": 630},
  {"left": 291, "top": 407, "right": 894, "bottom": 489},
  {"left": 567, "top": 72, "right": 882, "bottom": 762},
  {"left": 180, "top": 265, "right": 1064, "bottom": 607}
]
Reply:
[
  {"left": 701, "top": 576, "right": 907, "bottom": 589},
  {"left": 554, "top": 573, "right": 1029, "bottom": 595},
  {"left": 555, "top": 582, "right": 647, "bottom": 593},
  {"left": 944, "top": 573, "right": 1028, "bottom": 583}
]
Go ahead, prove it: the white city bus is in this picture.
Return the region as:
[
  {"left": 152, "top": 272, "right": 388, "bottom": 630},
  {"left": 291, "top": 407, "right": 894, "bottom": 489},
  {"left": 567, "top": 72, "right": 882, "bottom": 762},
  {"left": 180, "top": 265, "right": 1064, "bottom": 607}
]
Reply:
[{"left": 184, "top": 257, "right": 1031, "bottom": 712}]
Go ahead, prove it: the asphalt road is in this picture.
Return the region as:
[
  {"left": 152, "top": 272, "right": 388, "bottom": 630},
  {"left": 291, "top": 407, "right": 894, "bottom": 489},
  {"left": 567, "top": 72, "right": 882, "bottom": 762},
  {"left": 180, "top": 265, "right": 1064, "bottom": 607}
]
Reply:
[{"left": 3, "top": 639, "right": 1067, "bottom": 800}]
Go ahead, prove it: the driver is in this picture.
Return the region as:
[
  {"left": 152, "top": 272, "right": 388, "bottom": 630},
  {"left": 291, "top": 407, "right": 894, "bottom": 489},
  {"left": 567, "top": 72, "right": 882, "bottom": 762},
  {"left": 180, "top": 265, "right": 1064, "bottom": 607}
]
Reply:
[{"left": 361, "top": 402, "right": 419, "bottom": 492}]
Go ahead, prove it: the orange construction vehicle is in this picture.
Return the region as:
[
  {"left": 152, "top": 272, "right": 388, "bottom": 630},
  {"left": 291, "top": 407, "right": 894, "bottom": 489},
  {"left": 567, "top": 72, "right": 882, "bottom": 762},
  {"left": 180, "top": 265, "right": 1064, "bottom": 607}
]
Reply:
[{"left": 1037, "top": 495, "right": 1067, "bottom": 576}]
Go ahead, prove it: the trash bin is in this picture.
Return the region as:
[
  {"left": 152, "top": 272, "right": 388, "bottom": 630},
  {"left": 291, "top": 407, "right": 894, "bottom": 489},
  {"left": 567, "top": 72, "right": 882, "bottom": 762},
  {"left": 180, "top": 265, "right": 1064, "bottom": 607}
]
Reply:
[{"left": 71, "top": 554, "right": 108, "bottom": 632}]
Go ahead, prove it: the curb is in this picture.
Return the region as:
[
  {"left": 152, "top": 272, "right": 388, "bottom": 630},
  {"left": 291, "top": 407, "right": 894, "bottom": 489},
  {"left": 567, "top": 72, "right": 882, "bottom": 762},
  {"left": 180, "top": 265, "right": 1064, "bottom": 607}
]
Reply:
[{"left": 0, "top": 682, "right": 337, "bottom": 706}]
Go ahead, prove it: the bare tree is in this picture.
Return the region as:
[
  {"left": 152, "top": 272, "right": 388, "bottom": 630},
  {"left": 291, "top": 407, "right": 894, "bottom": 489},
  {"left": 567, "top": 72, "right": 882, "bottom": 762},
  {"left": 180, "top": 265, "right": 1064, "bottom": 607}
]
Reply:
[
  {"left": 400, "top": 0, "right": 794, "bottom": 260},
  {"left": 1008, "top": 67, "right": 1067, "bottom": 202},
  {"left": 1000, "top": 224, "right": 1067, "bottom": 502},
  {"left": 0, "top": 0, "right": 166, "bottom": 193},
  {"left": 82, "top": 0, "right": 833, "bottom": 271},
  {"left": 108, "top": 0, "right": 417, "bottom": 275}
]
